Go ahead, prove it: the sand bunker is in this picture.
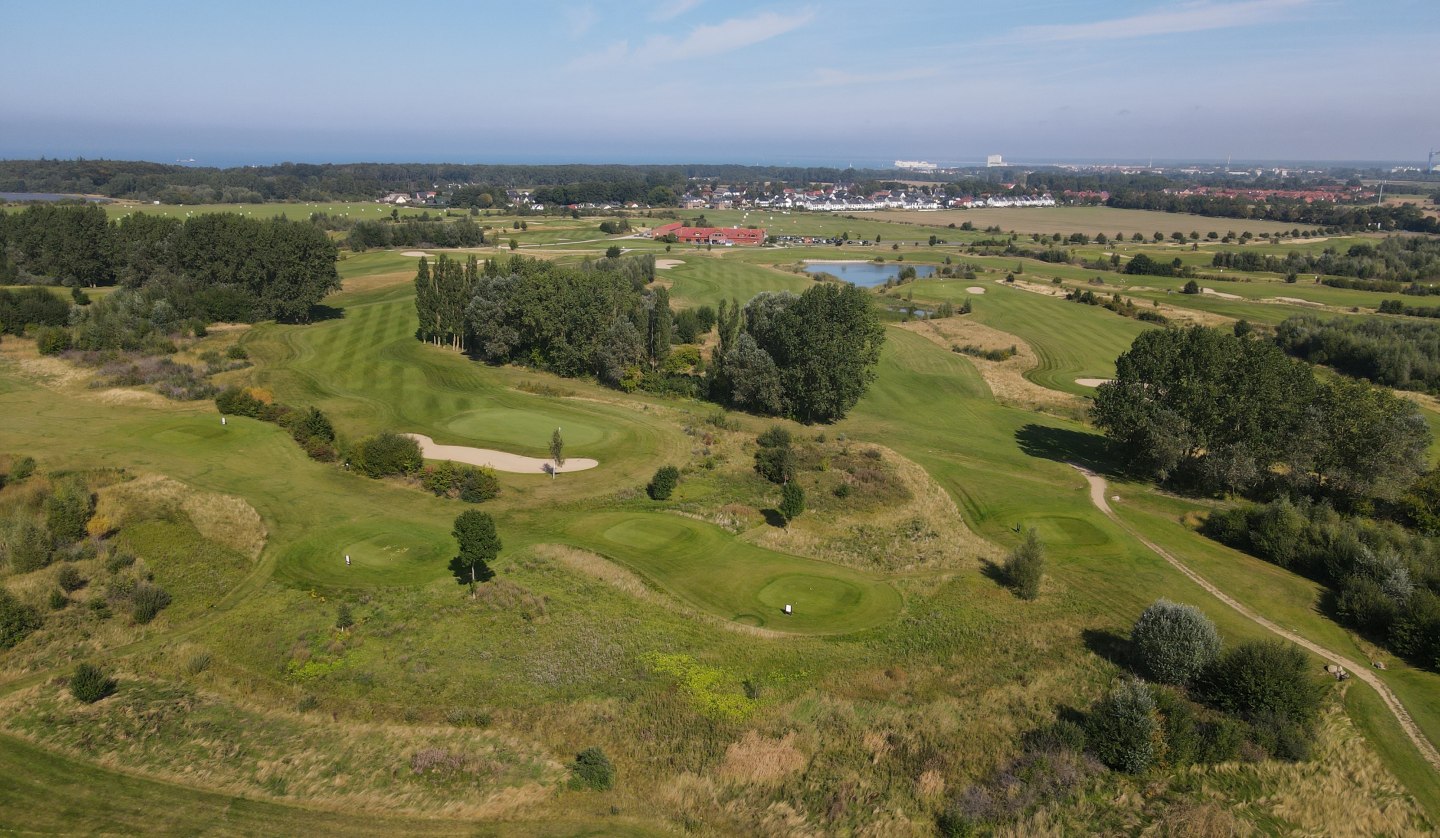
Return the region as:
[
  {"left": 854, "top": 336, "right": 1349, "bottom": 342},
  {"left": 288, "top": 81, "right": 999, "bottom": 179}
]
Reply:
[
  {"left": 965, "top": 286, "right": 987, "bottom": 294},
  {"left": 400, "top": 250, "right": 429, "bottom": 258},
  {"left": 1075, "top": 378, "right": 1109, "bottom": 387},
  {"left": 1201, "top": 288, "right": 1242, "bottom": 300},
  {"left": 404, "top": 434, "right": 597, "bottom": 474},
  {"left": 655, "top": 259, "right": 683, "bottom": 269},
  {"left": 1274, "top": 296, "right": 1324, "bottom": 307}
]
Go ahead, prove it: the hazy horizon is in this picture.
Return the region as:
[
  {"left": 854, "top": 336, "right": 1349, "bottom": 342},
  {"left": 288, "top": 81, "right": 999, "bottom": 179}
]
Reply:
[{"left": 4, "top": 0, "right": 1437, "bottom": 166}]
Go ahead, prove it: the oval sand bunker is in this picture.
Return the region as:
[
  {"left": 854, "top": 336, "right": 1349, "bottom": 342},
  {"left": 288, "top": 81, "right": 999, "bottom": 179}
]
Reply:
[
  {"left": 965, "top": 286, "right": 986, "bottom": 294},
  {"left": 404, "top": 433, "right": 597, "bottom": 474},
  {"left": 400, "top": 250, "right": 430, "bottom": 258},
  {"left": 1075, "top": 378, "right": 1109, "bottom": 387}
]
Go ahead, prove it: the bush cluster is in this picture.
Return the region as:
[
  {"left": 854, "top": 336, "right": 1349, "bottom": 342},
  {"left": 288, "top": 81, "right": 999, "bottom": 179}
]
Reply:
[
  {"left": 420, "top": 461, "right": 500, "bottom": 503},
  {"left": 351, "top": 432, "right": 422, "bottom": 479},
  {"left": 1205, "top": 498, "right": 1440, "bottom": 670},
  {"left": 68, "top": 663, "right": 116, "bottom": 703},
  {"left": 570, "top": 747, "right": 614, "bottom": 791},
  {"left": 646, "top": 465, "right": 679, "bottom": 501}
]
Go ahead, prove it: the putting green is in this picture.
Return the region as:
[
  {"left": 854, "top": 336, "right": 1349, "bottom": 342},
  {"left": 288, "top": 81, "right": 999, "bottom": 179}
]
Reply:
[
  {"left": 275, "top": 520, "right": 451, "bottom": 590},
  {"left": 574, "top": 512, "right": 901, "bottom": 634},
  {"left": 443, "top": 407, "right": 607, "bottom": 451}
]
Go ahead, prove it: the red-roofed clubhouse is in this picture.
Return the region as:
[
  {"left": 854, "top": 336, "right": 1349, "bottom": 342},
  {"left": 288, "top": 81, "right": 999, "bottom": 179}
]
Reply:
[{"left": 649, "top": 221, "right": 766, "bottom": 246}]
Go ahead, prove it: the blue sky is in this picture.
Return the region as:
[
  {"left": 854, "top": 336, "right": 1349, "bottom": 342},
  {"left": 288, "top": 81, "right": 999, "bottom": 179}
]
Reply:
[{"left": 2, "top": 0, "right": 1436, "bottom": 166}]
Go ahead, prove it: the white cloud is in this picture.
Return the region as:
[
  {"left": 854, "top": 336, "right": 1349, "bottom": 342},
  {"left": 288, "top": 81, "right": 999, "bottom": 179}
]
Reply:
[
  {"left": 651, "top": 0, "right": 702, "bottom": 22},
  {"left": 566, "top": 4, "right": 598, "bottom": 39},
  {"left": 571, "top": 7, "right": 814, "bottom": 69},
  {"left": 1004, "top": 0, "right": 1311, "bottom": 43}
]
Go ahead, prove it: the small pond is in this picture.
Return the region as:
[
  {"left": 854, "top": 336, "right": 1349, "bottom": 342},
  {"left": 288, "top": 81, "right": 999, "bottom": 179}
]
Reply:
[{"left": 802, "top": 261, "right": 937, "bottom": 287}]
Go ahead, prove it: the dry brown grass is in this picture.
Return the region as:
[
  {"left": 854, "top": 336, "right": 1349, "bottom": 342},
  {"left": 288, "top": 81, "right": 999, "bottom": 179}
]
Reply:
[
  {"left": 719, "top": 731, "right": 806, "bottom": 786},
  {"left": 900, "top": 317, "right": 1085, "bottom": 417},
  {"left": 0, "top": 678, "right": 564, "bottom": 820},
  {"left": 96, "top": 474, "right": 266, "bottom": 560}
]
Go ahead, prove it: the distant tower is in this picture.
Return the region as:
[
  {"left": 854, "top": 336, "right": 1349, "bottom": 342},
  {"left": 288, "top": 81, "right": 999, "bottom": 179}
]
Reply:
[
  {"left": 986, "top": 154, "right": 1004, "bottom": 168},
  {"left": 1431, "top": 149, "right": 1439, "bottom": 172}
]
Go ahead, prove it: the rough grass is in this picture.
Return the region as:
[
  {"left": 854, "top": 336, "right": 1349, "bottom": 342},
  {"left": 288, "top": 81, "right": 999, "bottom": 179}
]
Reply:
[{"left": 98, "top": 474, "right": 266, "bottom": 560}]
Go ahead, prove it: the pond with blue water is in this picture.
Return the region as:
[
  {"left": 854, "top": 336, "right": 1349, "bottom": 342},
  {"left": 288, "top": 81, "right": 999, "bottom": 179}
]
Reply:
[{"left": 802, "top": 261, "right": 936, "bottom": 287}]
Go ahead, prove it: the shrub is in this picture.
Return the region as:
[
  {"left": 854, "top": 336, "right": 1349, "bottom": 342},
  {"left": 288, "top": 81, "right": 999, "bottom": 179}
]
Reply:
[
  {"left": 34, "top": 326, "right": 73, "bottom": 355},
  {"left": 3, "top": 516, "right": 53, "bottom": 573},
  {"left": 69, "top": 663, "right": 116, "bottom": 703},
  {"left": 48, "top": 589, "right": 68, "bottom": 610},
  {"left": 1196, "top": 640, "right": 1322, "bottom": 729},
  {"left": 570, "top": 747, "right": 615, "bottom": 790},
  {"left": 1085, "top": 678, "right": 1160, "bottom": 773},
  {"left": 351, "top": 431, "right": 423, "bottom": 478},
  {"left": 754, "top": 446, "right": 796, "bottom": 485},
  {"left": 647, "top": 465, "right": 679, "bottom": 500},
  {"left": 833, "top": 482, "right": 852, "bottom": 499},
  {"left": 129, "top": 582, "right": 172, "bottom": 624},
  {"left": 779, "top": 481, "right": 805, "bottom": 523},
  {"left": 9, "top": 456, "right": 35, "bottom": 481},
  {"left": 336, "top": 602, "right": 354, "bottom": 630},
  {"left": 1130, "top": 599, "right": 1221, "bottom": 685},
  {"left": 1002, "top": 528, "right": 1045, "bottom": 600},
  {"left": 0, "top": 589, "right": 40, "bottom": 648},
  {"left": 214, "top": 386, "right": 264, "bottom": 417},
  {"left": 45, "top": 478, "right": 95, "bottom": 545},
  {"left": 757, "top": 426, "right": 792, "bottom": 449},
  {"left": 56, "top": 564, "right": 85, "bottom": 593}
]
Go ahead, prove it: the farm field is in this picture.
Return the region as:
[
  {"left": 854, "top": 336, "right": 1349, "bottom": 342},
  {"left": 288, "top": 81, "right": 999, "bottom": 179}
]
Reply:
[
  {"left": 864, "top": 206, "right": 1302, "bottom": 236},
  {"left": 2, "top": 210, "right": 1440, "bottom": 833}
]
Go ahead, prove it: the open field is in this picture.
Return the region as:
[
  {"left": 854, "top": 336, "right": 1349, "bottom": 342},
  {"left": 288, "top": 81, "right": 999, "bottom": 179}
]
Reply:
[
  {"left": 863, "top": 206, "right": 1302, "bottom": 236},
  {"left": 3, "top": 219, "right": 1440, "bottom": 832}
]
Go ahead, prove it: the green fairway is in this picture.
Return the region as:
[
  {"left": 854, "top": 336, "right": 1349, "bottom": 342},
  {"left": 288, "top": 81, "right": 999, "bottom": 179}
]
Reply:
[
  {"left": 658, "top": 255, "right": 813, "bottom": 308},
  {"left": 573, "top": 512, "right": 902, "bottom": 633},
  {"left": 907, "top": 278, "right": 1151, "bottom": 394},
  {"left": 277, "top": 520, "right": 453, "bottom": 589}
]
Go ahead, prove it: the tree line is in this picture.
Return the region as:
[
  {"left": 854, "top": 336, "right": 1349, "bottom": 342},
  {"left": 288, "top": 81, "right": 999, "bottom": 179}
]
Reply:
[
  {"left": 1107, "top": 189, "right": 1440, "bottom": 234},
  {"left": 1093, "top": 325, "right": 1429, "bottom": 504},
  {"left": 1204, "top": 497, "right": 1440, "bottom": 670},
  {"left": 347, "top": 218, "right": 486, "bottom": 251},
  {"left": 0, "top": 205, "right": 339, "bottom": 324},
  {"left": 1274, "top": 315, "right": 1440, "bottom": 394},
  {"left": 1211, "top": 237, "right": 1440, "bottom": 286},
  {"left": 421, "top": 255, "right": 884, "bottom": 422}
]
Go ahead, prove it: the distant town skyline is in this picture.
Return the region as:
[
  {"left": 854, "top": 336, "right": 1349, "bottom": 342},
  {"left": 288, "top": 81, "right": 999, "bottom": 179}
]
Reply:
[{"left": 3, "top": 0, "right": 1437, "bottom": 166}]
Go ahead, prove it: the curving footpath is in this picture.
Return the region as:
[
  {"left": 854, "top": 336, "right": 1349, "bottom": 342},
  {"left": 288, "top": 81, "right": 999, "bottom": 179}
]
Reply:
[{"left": 1071, "top": 464, "right": 1440, "bottom": 773}]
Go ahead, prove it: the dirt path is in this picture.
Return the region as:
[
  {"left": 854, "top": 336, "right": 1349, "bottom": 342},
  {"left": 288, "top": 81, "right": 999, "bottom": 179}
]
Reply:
[{"left": 1071, "top": 464, "right": 1440, "bottom": 773}]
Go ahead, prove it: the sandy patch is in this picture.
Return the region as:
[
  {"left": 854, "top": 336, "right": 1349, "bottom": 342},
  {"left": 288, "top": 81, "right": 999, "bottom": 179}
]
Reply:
[
  {"left": 1274, "top": 296, "right": 1325, "bottom": 307},
  {"left": 654, "top": 259, "right": 684, "bottom": 270},
  {"left": 1075, "top": 378, "right": 1109, "bottom": 388},
  {"left": 400, "top": 250, "right": 429, "bottom": 258},
  {"left": 1201, "top": 287, "right": 1242, "bottom": 300},
  {"left": 965, "top": 286, "right": 986, "bottom": 294},
  {"left": 405, "top": 433, "right": 597, "bottom": 474}
]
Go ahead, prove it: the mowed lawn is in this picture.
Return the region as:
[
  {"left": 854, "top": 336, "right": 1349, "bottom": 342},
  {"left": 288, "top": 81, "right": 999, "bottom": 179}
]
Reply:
[
  {"left": 569, "top": 512, "right": 901, "bottom": 634},
  {"left": 907, "top": 277, "right": 1151, "bottom": 393}
]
